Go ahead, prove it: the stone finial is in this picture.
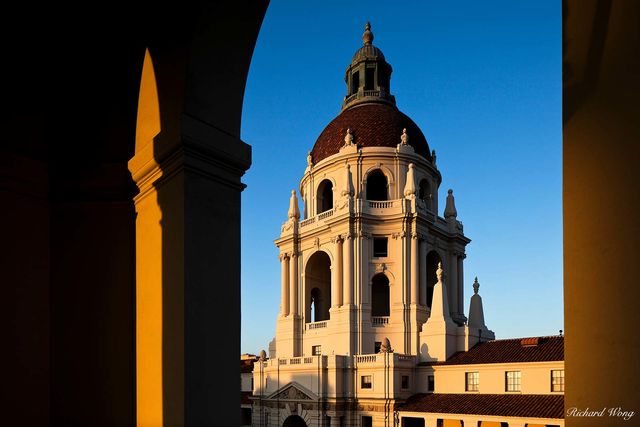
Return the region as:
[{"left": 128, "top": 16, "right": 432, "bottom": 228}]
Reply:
[
  {"left": 401, "top": 128, "right": 409, "bottom": 145},
  {"left": 259, "top": 349, "right": 267, "bottom": 360},
  {"left": 431, "top": 149, "right": 437, "bottom": 165},
  {"left": 362, "top": 22, "right": 374, "bottom": 45},
  {"left": 429, "top": 261, "right": 452, "bottom": 323},
  {"left": 344, "top": 128, "right": 354, "bottom": 146},
  {"left": 342, "top": 163, "right": 354, "bottom": 197},
  {"left": 307, "top": 151, "right": 313, "bottom": 167},
  {"left": 380, "top": 337, "right": 393, "bottom": 353},
  {"left": 403, "top": 163, "right": 416, "bottom": 198},
  {"left": 468, "top": 277, "right": 486, "bottom": 330},
  {"left": 444, "top": 189, "right": 457, "bottom": 219},
  {"left": 288, "top": 190, "right": 300, "bottom": 219}
]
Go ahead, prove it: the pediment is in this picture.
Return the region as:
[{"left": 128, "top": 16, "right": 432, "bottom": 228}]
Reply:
[{"left": 267, "top": 382, "right": 317, "bottom": 401}]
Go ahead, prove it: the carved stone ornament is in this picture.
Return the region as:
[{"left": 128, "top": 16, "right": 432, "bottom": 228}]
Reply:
[
  {"left": 272, "top": 385, "right": 311, "bottom": 400},
  {"left": 400, "top": 128, "right": 409, "bottom": 145},
  {"left": 337, "top": 195, "right": 350, "bottom": 210},
  {"left": 344, "top": 128, "right": 354, "bottom": 147},
  {"left": 391, "top": 231, "right": 406, "bottom": 239},
  {"left": 281, "top": 219, "right": 294, "bottom": 233},
  {"left": 375, "top": 263, "right": 387, "bottom": 272},
  {"left": 273, "top": 385, "right": 312, "bottom": 401},
  {"left": 314, "top": 237, "right": 320, "bottom": 249}
]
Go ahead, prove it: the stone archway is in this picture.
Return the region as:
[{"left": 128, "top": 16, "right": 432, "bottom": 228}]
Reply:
[{"left": 283, "top": 414, "right": 308, "bottom": 427}]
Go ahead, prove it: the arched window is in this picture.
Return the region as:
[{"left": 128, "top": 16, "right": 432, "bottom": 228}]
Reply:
[
  {"left": 316, "top": 179, "right": 333, "bottom": 214},
  {"left": 366, "top": 169, "right": 388, "bottom": 201},
  {"left": 371, "top": 273, "right": 390, "bottom": 316},
  {"left": 310, "top": 288, "right": 324, "bottom": 322},
  {"left": 305, "top": 251, "right": 331, "bottom": 322},
  {"left": 419, "top": 179, "right": 431, "bottom": 209},
  {"left": 426, "top": 251, "right": 443, "bottom": 308}
]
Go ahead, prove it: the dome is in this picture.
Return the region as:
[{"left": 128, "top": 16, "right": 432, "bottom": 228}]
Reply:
[
  {"left": 310, "top": 103, "right": 432, "bottom": 164},
  {"left": 352, "top": 44, "right": 385, "bottom": 62}
]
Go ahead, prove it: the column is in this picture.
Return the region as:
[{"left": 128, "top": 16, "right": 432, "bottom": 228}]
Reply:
[
  {"left": 343, "top": 233, "right": 353, "bottom": 306},
  {"left": 331, "top": 236, "right": 343, "bottom": 309},
  {"left": 330, "top": 415, "right": 341, "bottom": 427},
  {"left": 448, "top": 252, "right": 458, "bottom": 317},
  {"left": 410, "top": 232, "right": 419, "bottom": 304},
  {"left": 457, "top": 255, "right": 464, "bottom": 315},
  {"left": 280, "top": 254, "right": 290, "bottom": 316},
  {"left": 419, "top": 239, "right": 427, "bottom": 306},
  {"left": 290, "top": 253, "right": 298, "bottom": 315}
]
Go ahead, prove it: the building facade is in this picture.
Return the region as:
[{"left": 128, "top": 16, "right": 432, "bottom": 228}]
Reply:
[{"left": 251, "top": 23, "right": 563, "bottom": 427}]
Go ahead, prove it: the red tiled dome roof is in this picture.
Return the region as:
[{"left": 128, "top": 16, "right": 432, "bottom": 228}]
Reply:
[{"left": 311, "top": 103, "right": 432, "bottom": 164}]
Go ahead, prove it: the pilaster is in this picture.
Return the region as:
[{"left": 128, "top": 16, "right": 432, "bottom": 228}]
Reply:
[{"left": 129, "top": 113, "right": 251, "bottom": 425}]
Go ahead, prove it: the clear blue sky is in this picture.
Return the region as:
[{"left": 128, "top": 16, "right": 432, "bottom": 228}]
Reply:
[{"left": 240, "top": 0, "right": 562, "bottom": 355}]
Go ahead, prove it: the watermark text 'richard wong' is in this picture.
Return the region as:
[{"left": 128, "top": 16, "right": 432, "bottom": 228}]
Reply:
[{"left": 567, "top": 407, "right": 635, "bottom": 421}]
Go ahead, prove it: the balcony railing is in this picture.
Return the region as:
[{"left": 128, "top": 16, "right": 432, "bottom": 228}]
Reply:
[
  {"left": 356, "top": 354, "right": 377, "bottom": 363},
  {"left": 368, "top": 200, "right": 394, "bottom": 209},
  {"left": 307, "top": 321, "right": 327, "bottom": 330},
  {"left": 372, "top": 316, "right": 389, "bottom": 326},
  {"left": 317, "top": 209, "right": 334, "bottom": 220},
  {"left": 300, "top": 217, "right": 316, "bottom": 228}
]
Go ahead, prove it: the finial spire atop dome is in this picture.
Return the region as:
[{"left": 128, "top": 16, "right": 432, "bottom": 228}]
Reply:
[{"left": 362, "top": 21, "right": 374, "bottom": 45}]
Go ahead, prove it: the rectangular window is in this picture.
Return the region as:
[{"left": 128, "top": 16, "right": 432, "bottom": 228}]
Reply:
[
  {"left": 401, "top": 375, "right": 409, "bottom": 389},
  {"left": 362, "top": 416, "right": 373, "bottom": 427},
  {"left": 361, "top": 375, "right": 372, "bottom": 389},
  {"left": 505, "top": 371, "right": 521, "bottom": 392},
  {"left": 427, "top": 375, "right": 435, "bottom": 392},
  {"left": 465, "top": 372, "right": 479, "bottom": 392},
  {"left": 551, "top": 369, "right": 565, "bottom": 392},
  {"left": 374, "top": 341, "right": 382, "bottom": 353},
  {"left": 373, "top": 237, "right": 388, "bottom": 257},
  {"left": 251, "top": 377, "right": 254, "bottom": 391},
  {"left": 312, "top": 345, "right": 322, "bottom": 355}
]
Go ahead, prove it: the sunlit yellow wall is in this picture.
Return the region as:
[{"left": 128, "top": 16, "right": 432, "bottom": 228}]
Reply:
[
  {"left": 443, "top": 420, "right": 461, "bottom": 427},
  {"left": 434, "top": 361, "right": 563, "bottom": 395}
]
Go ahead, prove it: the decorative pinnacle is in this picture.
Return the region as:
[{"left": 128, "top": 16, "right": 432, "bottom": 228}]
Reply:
[
  {"left": 362, "top": 22, "right": 374, "bottom": 45},
  {"left": 344, "top": 128, "right": 354, "bottom": 146},
  {"left": 473, "top": 277, "right": 480, "bottom": 294},
  {"left": 401, "top": 128, "right": 409, "bottom": 145}
]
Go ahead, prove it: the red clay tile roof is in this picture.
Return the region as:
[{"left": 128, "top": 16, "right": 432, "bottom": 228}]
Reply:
[
  {"left": 241, "top": 391, "right": 252, "bottom": 405},
  {"left": 311, "top": 103, "right": 432, "bottom": 164},
  {"left": 420, "top": 336, "right": 564, "bottom": 366},
  {"left": 399, "top": 393, "right": 564, "bottom": 419}
]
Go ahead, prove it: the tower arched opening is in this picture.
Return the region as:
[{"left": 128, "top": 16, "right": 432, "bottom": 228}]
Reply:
[
  {"left": 316, "top": 179, "right": 333, "bottom": 214},
  {"left": 419, "top": 178, "right": 431, "bottom": 210},
  {"left": 426, "top": 250, "right": 443, "bottom": 308},
  {"left": 366, "top": 169, "right": 388, "bottom": 201},
  {"left": 371, "top": 273, "right": 390, "bottom": 317},
  {"left": 305, "top": 251, "right": 332, "bottom": 322}
]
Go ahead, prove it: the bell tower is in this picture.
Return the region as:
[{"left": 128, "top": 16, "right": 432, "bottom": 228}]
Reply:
[{"left": 273, "top": 23, "right": 489, "bottom": 361}]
